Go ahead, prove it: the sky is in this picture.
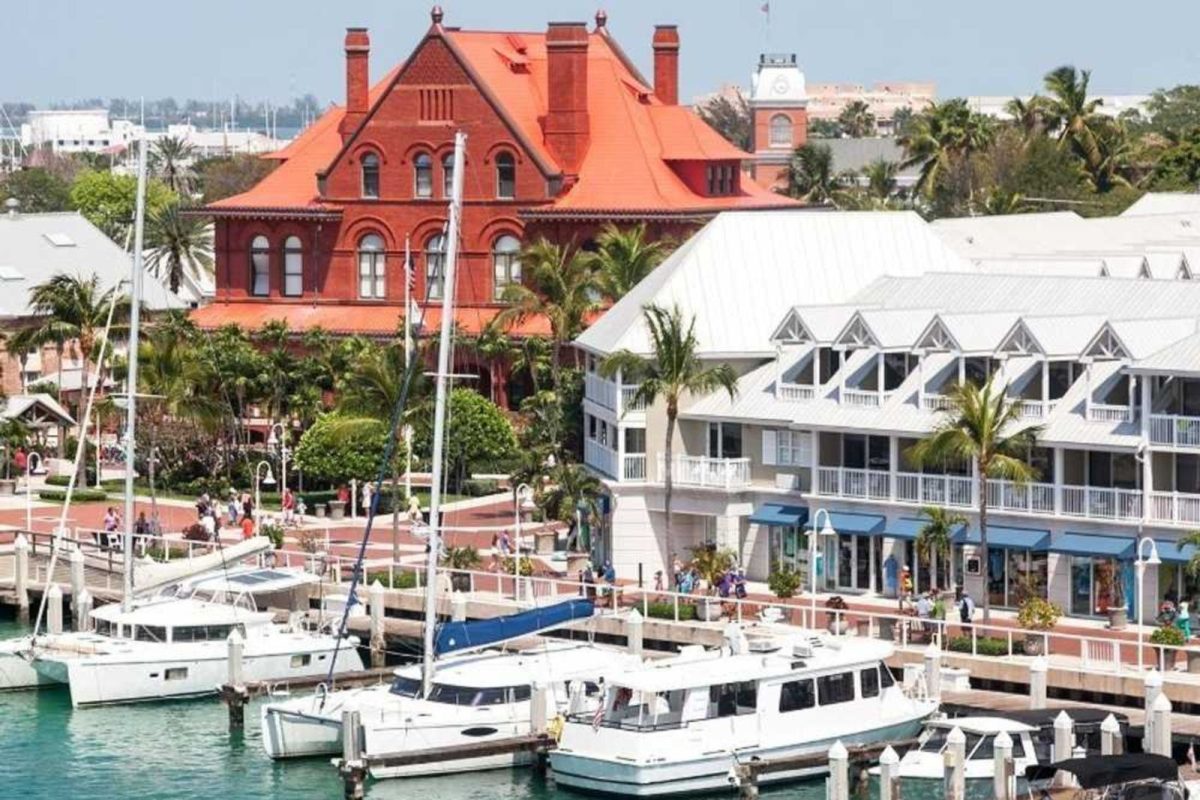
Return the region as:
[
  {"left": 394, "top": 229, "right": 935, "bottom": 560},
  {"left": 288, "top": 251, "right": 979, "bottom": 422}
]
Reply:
[{"left": 5, "top": 0, "right": 1199, "bottom": 107}]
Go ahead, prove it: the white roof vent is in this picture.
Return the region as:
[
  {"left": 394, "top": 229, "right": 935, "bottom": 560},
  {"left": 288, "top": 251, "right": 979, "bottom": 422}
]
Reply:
[
  {"left": 0, "top": 266, "right": 24, "bottom": 281},
  {"left": 43, "top": 232, "right": 75, "bottom": 247}
]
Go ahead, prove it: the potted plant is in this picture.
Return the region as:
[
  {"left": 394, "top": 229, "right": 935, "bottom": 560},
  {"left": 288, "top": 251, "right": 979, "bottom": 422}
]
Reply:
[
  {"left": 1017, "top": 596, "right": 1061, "bottom": 655},
  {"left": 1150, "top": 624, "right": 1186, "bottom": 671},
  {"left": 441, "top": 545, "right": 481, "bottom": 592},
  {"left": 259, "top": 521, "right": 285, "bottom": 550},
  {"left": 768, "top": 568, "right": 801, "bottom": 599},
  {"left": 826, "top": 595, "right": 849, "bottom": 635},
  {"left": 690, "top": 544, "right": 737, "bottom": 622}
]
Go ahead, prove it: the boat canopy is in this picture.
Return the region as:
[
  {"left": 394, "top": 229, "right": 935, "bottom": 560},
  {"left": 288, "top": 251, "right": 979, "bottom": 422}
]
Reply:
[
  {"left": 433, "top": 599, "right": 595, "bottom": 657},
  {"left": 925, "top": 716, "right": 1036, "bottom": 735},
  {"left": 1025, "top": 754, "right": 1179, "bottom": 789}
]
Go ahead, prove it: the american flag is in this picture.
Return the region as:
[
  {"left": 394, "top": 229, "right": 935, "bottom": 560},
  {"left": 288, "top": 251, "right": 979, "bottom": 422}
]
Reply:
[{"left": 592, "top": 698, "right": 605, "bottom": 730}]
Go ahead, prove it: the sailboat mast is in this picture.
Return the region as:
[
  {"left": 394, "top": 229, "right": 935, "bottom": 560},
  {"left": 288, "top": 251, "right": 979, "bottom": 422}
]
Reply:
[
  {"left": 123, "top": 137, "right": 148, "bottom": 610},
  {"left": 422, "top": 131, "right": 466, "bottom": 696}
]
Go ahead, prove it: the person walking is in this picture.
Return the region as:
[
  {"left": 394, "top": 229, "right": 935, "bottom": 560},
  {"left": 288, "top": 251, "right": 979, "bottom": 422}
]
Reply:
[
  {"left": 281, "top": 487, "right": 295, "bottom": 527},
  {"left": 957, "top": 588, "right": 975, "bottom": 635},
  {"left": 227, "top": 491, "right": 240, "bottom": 526}
]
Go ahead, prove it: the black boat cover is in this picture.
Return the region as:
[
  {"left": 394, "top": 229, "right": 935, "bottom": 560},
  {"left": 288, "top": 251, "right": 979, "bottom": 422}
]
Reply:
[{"left": 1025, "top": 754, "right": 1179, "bottom": 789}]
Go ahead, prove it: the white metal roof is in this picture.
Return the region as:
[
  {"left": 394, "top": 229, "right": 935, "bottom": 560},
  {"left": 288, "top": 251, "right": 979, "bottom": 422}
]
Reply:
[
  {"left": 1122, "top": 193, "right": 1200, "bottom": 217},
  {"left": 1131, "top": 332, "right": 1200, "bottom": 377},
  {"left": 974, "top": 256, "right": 1108, "bottom": 279}
]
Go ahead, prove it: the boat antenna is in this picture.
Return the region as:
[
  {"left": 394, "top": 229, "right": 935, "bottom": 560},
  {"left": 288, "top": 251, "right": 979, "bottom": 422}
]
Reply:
[
  {"left": 422, "top": 130, "right": 466, "bottom": 698},
  {"left": 123, "top": 135, "right": 148, "bottom": 608}
]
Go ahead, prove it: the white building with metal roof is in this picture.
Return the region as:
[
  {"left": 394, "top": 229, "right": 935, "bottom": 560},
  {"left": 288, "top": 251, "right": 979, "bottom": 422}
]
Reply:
[{"left": 579, "top": 205, "right": 1200, "bottom": 625}]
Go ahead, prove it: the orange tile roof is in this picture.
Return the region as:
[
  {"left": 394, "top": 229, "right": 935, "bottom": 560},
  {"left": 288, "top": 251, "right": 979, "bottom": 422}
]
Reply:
[
  {"left": 191, "top": 302, "right": 552, "bottom": 337},
  {"left": 204, "top": 24, "right": 796, "bottom": 218}
]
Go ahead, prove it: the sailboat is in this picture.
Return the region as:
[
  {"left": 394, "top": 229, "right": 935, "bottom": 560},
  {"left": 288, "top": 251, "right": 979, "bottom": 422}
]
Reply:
[
  {"left": 260, "top": 131, "right": 635, "bottom": 773},
  {"left": 0, "top": 139, "right": 364, "bottom": 706}
]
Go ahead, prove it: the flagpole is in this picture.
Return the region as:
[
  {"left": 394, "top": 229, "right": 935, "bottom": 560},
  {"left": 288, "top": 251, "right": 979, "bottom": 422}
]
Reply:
[{"left": 404, "top": 234, "right": 413, "bottom": 507}]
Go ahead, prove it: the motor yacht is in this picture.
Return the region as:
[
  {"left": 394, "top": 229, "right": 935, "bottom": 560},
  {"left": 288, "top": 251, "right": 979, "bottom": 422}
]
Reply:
[{"left": 883, "top": 716, "right": 1040, "bottom": 781}]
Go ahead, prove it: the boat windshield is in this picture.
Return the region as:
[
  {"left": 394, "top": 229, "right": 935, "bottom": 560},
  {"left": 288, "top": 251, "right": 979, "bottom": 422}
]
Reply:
[
  {"left": 391, "top": 679, "right": 532, "bottom": 706},
  {"left": 919, "top": 730, "right": 984, "bottom": 757},
  {"left": 389, "top": 676, "right": 422, "bottom": 698}
]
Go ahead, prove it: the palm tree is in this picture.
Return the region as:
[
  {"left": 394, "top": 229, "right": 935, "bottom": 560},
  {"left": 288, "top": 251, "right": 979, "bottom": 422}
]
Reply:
[
  {"left": 590, "top": 223, "right": 671, "bottom": 303},
  {"left": 149, "top": 136, "right": 196, "bottom": 195},
  {"left": 1004, "top": 96, "right": 1058, "bottom": 139},
  {"left": 539, "top": 462, "right": 603, "bottom": 552},
  {"left": 838, "top": 100, "right": 877, "bottom": 138},
  {"left": 916, "top": 506, "right": 968, "bottom": 590},
  {"left": 980, "top": 188, "right": 1029, "bottom": 215},
  {"left": 145, "top": 203, "right": 214, "bottom": 295},
  {"left": 600, "top": 304, "right": 737, "bottom": 565},
  {"left": 784, "top": 143, "right": 839, "bottom": 204},
  {"left": 1082, "top": 118, "right": 1134, "bottom": 193},
  {"left": 863, "top": 158, "right": 898, "bottom": 200},
  {"left": 899, "top": 99, "right": 995, "bottom": 202},
  {"left": 907, "top": 376, "right": 1041, "bottom": 622},
  {"left": 29, "top": 274, "right": 129, "bottom": 484},
  {"left": 6, "top": 327, "right": 42, "bottom": 393},
  {"left": 1042, "top": 66, "right": 1104, "bottom": 170}
]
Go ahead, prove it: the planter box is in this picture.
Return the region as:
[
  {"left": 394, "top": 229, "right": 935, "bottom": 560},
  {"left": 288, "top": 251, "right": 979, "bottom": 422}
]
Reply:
[
  {"left": 534, "top": 530, "right": 556, "bottom": 555},
  {"left": 698, "top": 599, "right": 722, "bottom": 621},
  {"left": 329, "top": 502, "right": 346, "bottom": 520},
  {"left": 314, "top": 504, "right": 327, "bottom": 519},
  {"left": 1108, "top": 607, "right": 1128, "bottom": 630},
  {"left": 1023, "top": 633, "right": 1046, "bottom": 656},
  {"left": 450, "top": 572, "right": 471, "bottom": 593},
  {"left": 0, "top": 479, "right": 16, "bottom": 496},
  {"left": 565, "top": 553, "right": 590, "bottom": 576}
]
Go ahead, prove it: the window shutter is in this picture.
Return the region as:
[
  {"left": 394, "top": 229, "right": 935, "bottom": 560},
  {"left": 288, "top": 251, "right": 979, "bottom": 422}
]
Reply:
[
  {"left": 797, "top": 431, "right": 814, "bottom": 467},
  {"left": 762, "top": 429, "right": 777, "bottom": 466}
]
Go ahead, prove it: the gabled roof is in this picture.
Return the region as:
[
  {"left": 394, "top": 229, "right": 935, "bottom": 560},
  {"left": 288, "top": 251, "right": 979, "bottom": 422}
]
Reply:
[
  {"left": 1122, "top": 192, "right": 1200, "bottom": 217},
  {"left": 937, "top": 312, "right": 1021, "bottom": 354},
  {"left": 3, "top": 393, "right": 74, "bottom": 427},
  {"left": 1132, "top": 332, "right": 1200, "bottom": 377},
  {"left": 837, "top": 309, "right": 933, "bottom": 350}
]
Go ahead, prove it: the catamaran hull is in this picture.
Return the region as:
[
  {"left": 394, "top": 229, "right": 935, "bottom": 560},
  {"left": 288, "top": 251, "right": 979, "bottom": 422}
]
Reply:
[
  {"left": 551, "top": 718, "right": 926, "bottom": 797},
  {"left": 35, "top": 642, "right": 364, "bottom": 707},
  {"left": 261, "top": 704, "right": 345, "bottom": 759},
  {"left": 0, "top": 638, "right": 53, "bottom": 690}
]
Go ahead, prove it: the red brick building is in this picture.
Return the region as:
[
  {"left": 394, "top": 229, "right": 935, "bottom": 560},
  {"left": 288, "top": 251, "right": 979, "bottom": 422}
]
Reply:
[{"left": 193, "top": 7, "right": 796, "bottom": 405}]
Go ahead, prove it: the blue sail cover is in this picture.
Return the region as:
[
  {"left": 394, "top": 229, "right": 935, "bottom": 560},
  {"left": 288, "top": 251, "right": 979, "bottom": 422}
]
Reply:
[{"left": 434, "top": 598, "right": 595, "bottom": 657}]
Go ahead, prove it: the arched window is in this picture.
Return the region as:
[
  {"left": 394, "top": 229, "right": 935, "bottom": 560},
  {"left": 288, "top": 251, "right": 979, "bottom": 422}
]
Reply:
[
  {"left": 250, "top": 235, "right": 270, "bottom": 296},
  {"left": 769, "top": 114, "right": 793, "bottom": 147},
  {"left": 283, "top": 235, "right": 303, "bottom": 296},
  {"left": 414, "top": 152, "right": 433, "bottom": 198},
  {"left": 425, "top": 232, "right": 446, "bottom": 299},
  {"left": 442, "top": 152, "right": 455, "bottom": 198},
  {"left": 358, "top": 234, "right": 386, "bottom": 299},
  {"left": 495, "top": 152, "right": 516, "bottom": 199},
  {"left": 361, "top": 153, "right": 380, "bottom": 198},
  {"left": 492, "top": 234, "right": 521, "bottom": 300}
]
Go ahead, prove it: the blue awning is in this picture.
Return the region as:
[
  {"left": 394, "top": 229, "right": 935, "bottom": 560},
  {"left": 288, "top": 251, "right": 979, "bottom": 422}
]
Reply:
[
  {"left": 887, "top": 517, "right": 968, "bottom": 541},
  {"left": 1050, "top": 532, "right": 1135, "bottom": 560},
  {"left": 805, "top": 511, "right": 885, "bottom": 535},
  {"left": 952, "top": 524, "right": 1050, "bottom": 551},
  {"left": 748, "top": 504, "right": 808, "bottom": 527},
  {"left": 1146, "top": 539, "right": 1196, "bottom": 564}
]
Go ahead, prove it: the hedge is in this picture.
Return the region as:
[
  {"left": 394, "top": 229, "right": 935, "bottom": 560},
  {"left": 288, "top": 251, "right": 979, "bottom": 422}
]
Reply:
[
  {"left": 39, "top": 488, "right": 109, "bottom": 502},
  {"left": 645, "top": 600, "right": 698, "bottom": 621},
  {"left": 462, "top": 478, "right": 500, "bottom": 497},
  {"left": 367, "top": 571, "right": 418, "bottom": 589},
  {"left": 947, "top": 635, "right": 1013, "bottom": 657}
]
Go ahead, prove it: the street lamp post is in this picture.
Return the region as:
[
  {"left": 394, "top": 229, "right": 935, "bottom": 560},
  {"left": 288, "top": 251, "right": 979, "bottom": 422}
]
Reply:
[
  {"left": 1136, "top": 535, "right": 1161, "bottom": 672},
  {"left": 254, "top": 460, "right": 276, "bottom": 535},
  {"left": 514, "top": 483, "right": 535, "bottom": 602},
  {"left": 267, "top": 423, "right": 289, "bottom": 494},
  {"left": 808, "top": 508, "right": 838, "bottom": 629}
]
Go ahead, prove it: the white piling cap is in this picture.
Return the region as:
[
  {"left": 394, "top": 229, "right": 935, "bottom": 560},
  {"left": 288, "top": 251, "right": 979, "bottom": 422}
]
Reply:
[
  {"left": 77, "top": 588, "right": 91, "bottom": 603},
  {"left": 1144, "top": 668, "right": 1163, "bottom": 688},
  {"left": 47, "top": 583, "right": 62, "bottom": 598},
  {"left": 1029, "top": 655, "right": 1048, "bottom": 673},
  {"left": 946, "top": 726, "right": 966, "bottom": 745},
  {"left": 878, "top": 745, "right": 899, "bottom": 765},
  {"left": 994, "top": 729, "right": 1013, "bottom": 748},
  {"left": 13, "top": 533, "right": 28, "bottom": 550},
  {"left": 924, "top": 642, "right": 941, "bottom": 658},
  {"left": 1153, "top": 692, "right": 1173, "bottom": 712},
  {"left": 1101, "top": 713, "right": 1121, "bottom": 733},
  {"left": 627, "top": 608, "right": 643, "bottom": 624},
  {"left": 828, "top": 740, "right": 848, "bottom": 759},
  {"left": 69, "top": 545, "right": 84, "bottom": 562},
  {"left": 1054, "top": 710, "right": 1073, "bottom": 727},
  {"left": 369, "top": 579, "right": 384, "bottom": 595},
  {"left": 227, "top": 627, "right": 244, "bottom": 644}
]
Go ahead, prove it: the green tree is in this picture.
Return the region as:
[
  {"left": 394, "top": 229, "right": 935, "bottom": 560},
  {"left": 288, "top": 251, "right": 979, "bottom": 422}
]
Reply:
[
  {"left": 891, "top": 106, "right": 917, "bottom": 138},
  {"left": 145, "top": 202, "right": 213, "bottom": 294},
  {"left": 899, "top": 98, "right": 995, "bottom": 202},
  {"left": 864, "top": 158, "right": 898, "bottom": 200},
  {"left": 915, "top": 506, "right": 967, "bottom": 576},
  {"left": 1143, "top": 85, "right": 1200, "bottom": 139},
  {"left": 195, "top": 154, "right": 278, "bottom": 204},
  {"left": 1, "top": 168, "right": 71, "bottom": 212},
  {"left": 600, "top": 304, "right": 737, "bottom": 564},
  {"left": 69, "top": 170, "right": 175, "bottom": 243},
  {"left": 294, "top": 412, "right": 389, "bottom": 488},
  {"left": 538, "top": 461, "right": 603, "bottom": 551},
  {"left": 1043, "top": 65, "right": 1104, "bottom": 172},
  {"left": 148, "top": 136, "right": 196, "bottom": 196},
  {"left": 412, "top": 388, "right": 518, "bottom": 489},
  {"left": 808, "top": 118, "right": 843, "bottom": 138},
  {"left": 591, "top": 223, "right": 671, "bottom": 303},
  {"left": 1147, "top": 130, "right": 1200, "bottom": 190},
  {"left": 907, "top": 377, "right": 1041, "bottom": 622},
  {"left": 1004, "top": 96, "right": 1058, "bottom": 139},
  {"left": 695, "top": 94, "right": 752, "bottom": 151},
  {"left": 838, "top": 100, "right": 876, "bottom": 138},
  {"left": 785, "top": 143, "right": 840, "bottom": 205}
]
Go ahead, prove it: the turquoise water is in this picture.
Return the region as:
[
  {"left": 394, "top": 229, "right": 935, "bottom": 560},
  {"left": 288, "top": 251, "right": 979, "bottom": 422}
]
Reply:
[{"left": 0, "top": 618, "right": 956, "bottom": 800}]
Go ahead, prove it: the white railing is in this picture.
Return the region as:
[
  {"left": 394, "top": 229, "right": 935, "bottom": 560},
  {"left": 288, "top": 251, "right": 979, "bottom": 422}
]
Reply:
[
  {"left": 841, "top": 388, "right": 884, "bottom": 408},
  {"left": 1061, "top": 485, "right": 1142, "bottom": 521},
  {"left": 620, "top": 385, "right": 647, "bottom": 414},
  {"left": 778, "top": 382, "right": 816, "bottom": 402},
  {"left": 895, "top": 471, "right": 974, "bottom": 507},
  {"left": 1088, "top": 403, "right": 1134, "bottom": 423},
  {"left": 1017, "top": 399, "right": 1057, "bottom": 420},
  {"left": 622, "top": 454, "right": 647, "bottom": 481},
  {"left": 584, "top": 439, "right": 617, "bottom": 479},
  {"left": 584, "top": 372, "right": 617, "bottom": 411},
  {"left": 1150, "top": 414, "right": 1200, "bottom": 448},
  {"left": 816, "top": 466, "right": 891, "bottom": 500},
  {"left": 657, "top": 455, "right": 751, "bottom": 489},
  {"left": 922, "top": 394, "right": 952, "bottom": 412},
  {"left": 986, "top": 478, "right": 1056, "bottom": 514},
  {"left": 1150, "top": 491, "right": 1200, "bottom": 526}
]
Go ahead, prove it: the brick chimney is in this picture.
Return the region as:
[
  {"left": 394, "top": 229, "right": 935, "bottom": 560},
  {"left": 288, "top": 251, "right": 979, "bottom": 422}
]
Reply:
[
  {"left": 652, "top": 25, "right": 680, "bottom": 105},
  {"left": 544, "top": 22, "right": 590, "bottom": 176},
  {"left": 338, "top": 28, "right": 370, "bottom": 143}
]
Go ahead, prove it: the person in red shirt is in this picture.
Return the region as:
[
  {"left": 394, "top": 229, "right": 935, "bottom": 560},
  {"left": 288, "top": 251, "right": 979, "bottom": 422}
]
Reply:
[{"left": 241, "top": 514, "right": 255, "bottom": 540}]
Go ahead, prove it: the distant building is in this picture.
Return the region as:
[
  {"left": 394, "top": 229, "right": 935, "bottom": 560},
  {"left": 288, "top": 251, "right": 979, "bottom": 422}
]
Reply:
[
  {"left": 810, "top": 138, "right": 919, "bottom": 189},
  {"left": 748, "top": 54, "right": 809, "bottom": 189},
  {"left": 20, "top": 109, "right": 143, "bottom": 155},
  {"left": 807, "top": 82, "right": 937, "bottom": 134},
  {"left": 966, "top": 95, "right": 1151, "bottom": 121}
]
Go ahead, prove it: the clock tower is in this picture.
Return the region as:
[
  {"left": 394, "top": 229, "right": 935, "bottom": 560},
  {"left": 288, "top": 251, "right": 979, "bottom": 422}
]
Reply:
[{"left": 748, "top": 53, "right": 808, "bottom": 189}]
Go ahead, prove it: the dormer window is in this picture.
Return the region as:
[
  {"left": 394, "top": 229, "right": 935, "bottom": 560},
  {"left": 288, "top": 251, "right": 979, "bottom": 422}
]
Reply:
[
  {"left": 705, "top": 164, "right": 737, "bottom": 196},
  {"left": 361, "top": 153, "right": 380, "bottom": 198}
]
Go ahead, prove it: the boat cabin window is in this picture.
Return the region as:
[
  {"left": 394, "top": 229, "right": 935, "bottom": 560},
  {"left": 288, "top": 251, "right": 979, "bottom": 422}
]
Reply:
[
  {"left": 919, "top": 728, "right": 950, "bottom": 753},
  {"left": 709, "top": 681, "right": 757, "bottom": 717},
  {"left": 1010, "top": 736, "right": 1026, "bottom": 759},
  {"left": 426, "top": 683, "right": 531, "bottom": 706},
  {"left": 134, "top": 625, "right": 167, "bottom": 643},
  {"left": 390, "top": 676, "right": 422, "bottom": 698},
  {"left": 860, "top": 667, "right": 880, "bottom": 699},
  {"left": 171, "top": 624, "right": 244, "bottom": 642},
  {"left": 94, "top": 619, "right": 114, "bottom": 637},
  {"left": 817, "top": 672, "right": 856, "bottom": 705},
  {"left": 778, "top": 678, "right": 816, "bottom": 712},
  {"left": 510, "top": 685, "right": 531, "bottom": 702},
  {"left": 880, "top": 663, "right": 895, "bottom": 688}
]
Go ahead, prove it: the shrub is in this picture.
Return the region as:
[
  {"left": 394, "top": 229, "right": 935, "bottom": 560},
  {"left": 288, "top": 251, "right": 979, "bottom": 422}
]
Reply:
[
  {"left": 38, "top": 488, "right": 108, "bottom": 502},
  {"left": 1017, "top": 596, "right": 1062, "bottom": 631},
  {"left": 259, "top": 522, "right": 285, "bottom": 550},
  {"left": 45, "top": 475, "right": 71, "bottom": 487},
  {"left": 768, "top": 568, "right": 802, "bottom": 599},
  {"left": 146, "top": 543, "right": 191, "bottom": 561},
  {"left": 947, "top": 635, "right": 1013, "bottom": 656},
  {"left": 298, "top": 490, "right": 340, "bottom": 508},
  {"left": 441, "top": 545, "right": 482, "bottom": 571},
  {"left": 293, "top": 413, "right": 388, "bottom": 489},
  {"left": 413, "top": 389, "right": 517, "bottom": 488},
  {"left": 1150, "top": 625, "right": 1187, "bottom": 647},
  {"left": 499, "top": 555, "right": 535, "bottom": 576},
  {"left": 461, "top": 478, "right": 500, "bottom": 497},
  {"left": 644, "top": 601, "right": 697, "bottom": 621},
  {"left": 367, "top": 571, "right": 417, "bottom": 590}
]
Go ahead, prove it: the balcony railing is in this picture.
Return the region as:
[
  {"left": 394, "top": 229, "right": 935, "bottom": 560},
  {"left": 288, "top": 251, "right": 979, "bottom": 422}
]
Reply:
[
  {"left": 895, "top": 471, "right": 974, "bottom": 508},
  {"left": 583, "top": 439, "right": 617, "bottom": 479},
  {"left": 1087, "top": 403, "right": 1134, "bottom": 423},
  {"left": 778, "top": 382, "right": 816, "bottom": 402},
  {"left": 584, "top": 373, "right": 617, "bottom": 411},
  {"left": 841, "top": 389, "right": 893, "bottom": 408},
  {"left": 1017, "top": 400, "right": 1057, "bottom": 420},
  {"left": 817, "top": 467, "right": 891, "bottom": 500},
  {"left": 1150, "top": 414, "right": 1200, "bottom": 449},
  {"left": 987, "top": 478, "right": 1056, "bottom": 514},
  {"left": 620, "top": 386, "right": 647, "bottom": 413},
  {"left": 1061, "top": 485, "right": 1142, "bottom": 522},
  {"left": 1150, "top": 492, "right": 1200, "bottom": 526},
  {"left": 922, "top": 394, "right": 952, "bottom": 412},
  {"left": 657, "top": 455, "right": 751, "bottom": 489},
  {"left": 622, "top": 454, "right": 647, "bottom": 481}
]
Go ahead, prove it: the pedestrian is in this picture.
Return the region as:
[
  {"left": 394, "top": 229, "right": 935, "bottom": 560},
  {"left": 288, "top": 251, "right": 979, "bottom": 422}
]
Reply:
[
  {"left": 601, "top": 560, "right": 616, "bottom": 607},
  {"left": 362, "top": 481, "right": 374, "bottom": 515},
  {"left": 14, "top": 447, "right": 26, "bottom": 475},
  {"left": 733, "top": 568, "right": 748, "bottom": 600},
  {"left": 240, "top": 512, "right": 255, "bottom": 540},
  {"left": 498, "top": 529, "right": 512, "bottom": 558},
  {"left": 201, "top": 510, "right": 216, "bottom": 542},
  {"left": 653, "top": 570, "right": 664, "bottom": 592},
  {"left": 281, "top": 487, "right": 295, "bottom": 526},
  {"left": 227, "top": 491, "right": 240, "bottom": 526},
  {"left": 900, "top": 566, "right": 914, "bottom": 610},
  {"left": 407, "top": 493, "right": 423, "bottom": 524},
  {"left": 957, "top": 588, "right": 975, "bottom": 635},
  {"left": 102, "top": 506, "right": 118, "bottom": 549}
]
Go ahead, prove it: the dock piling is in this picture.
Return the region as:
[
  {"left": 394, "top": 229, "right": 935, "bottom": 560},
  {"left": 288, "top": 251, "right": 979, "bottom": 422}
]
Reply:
[
  {"left": 74, "top": 589, "right": 92, "bottom": 632},
  {"left": 1151, "top": 692, "right": 1173, "bottom": 757},
  {"left": 529, "top": 681, "right": 548, "bottom": 736},
  {"left": 923, "top": 643, "right": 941, "bottom": 701},
  {"left": 993, "top": 729, "right": 1014, "bottom": 800},
  {"left": 69, "top": 545, "right": 86, "bottom": 612},
  {"left": 13, "top": 533, "right": 29, "bottom": 622},
  {"left": 338, "top": 709, "right": 366, "bottom": 800},
  {"left": 1028, "top": 656, "right": 1047, "bottom": 709},
  {"left": 369, "top": 580, "right": 385, "bottom": 668},
  {"left": 1143, "top": 670, "right": 1163, "bottom": 751},
  {"left": 627, "top": 609, "right": 644, "bottom": 657},
  {"left": 1053, "top": 711, "right": 1074, "bottom": 762},
  {"left": 827, "top": 740, "right": 849, "bottom": 800},
  {"left": 451, "top": 590, "right": 467, "bottom": 622},
  {"left": 220, "top": 628, "right": 249, "bottom": 730},
  {"left": 877, "top": 746, "right": 899, "bottom": 800},
  {"left": 1100, "top": 713, "right": 1122, "bottom": 755},
  {"left": 733, "top": 762, "right": 758, "bottom": 799},
  {"left": 46, "top": 583, "right": 63, "bottom": 634},
  {"left": 944, "top": 727, "right": 965, "bottom": 800}
]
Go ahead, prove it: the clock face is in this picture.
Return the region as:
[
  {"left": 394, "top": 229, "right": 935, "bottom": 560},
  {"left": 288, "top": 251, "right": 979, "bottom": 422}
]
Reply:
[{"left": 772, "top": 75, "right": 790, "bottom": 95}]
